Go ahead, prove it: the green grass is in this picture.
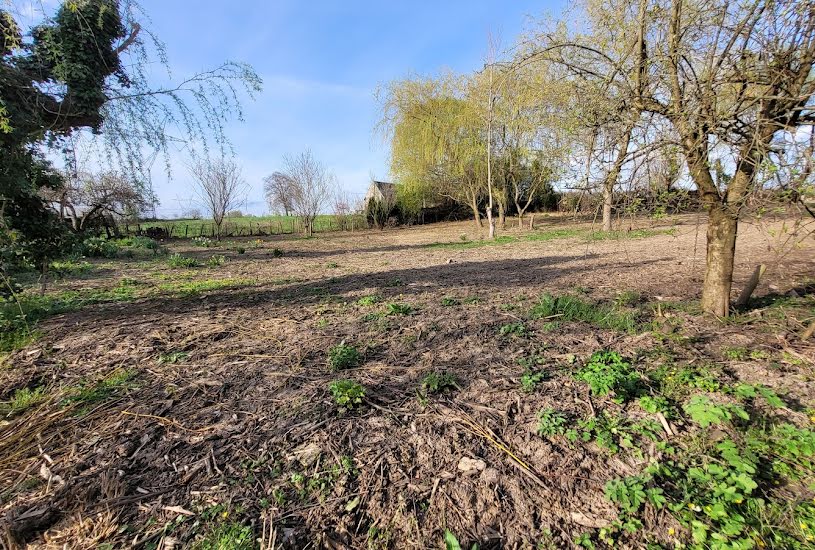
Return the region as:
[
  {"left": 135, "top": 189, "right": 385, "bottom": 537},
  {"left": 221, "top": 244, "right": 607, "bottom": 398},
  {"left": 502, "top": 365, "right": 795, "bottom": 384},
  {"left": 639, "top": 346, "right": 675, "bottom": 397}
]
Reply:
[
  {"left": 156, "top": 278, "right": 255, "bottom": 296},
  {"left": 0, "top": 386, "right": 47, "bottom": 417},
  {"left": 585, "top": 228, "right": 675, "bottom": 241},
  {"left": 50, "top": 260, "right": 92, "bottom": 278},
  {"left": 426, "top": 235, "right": 519, "bottom": 249},
  {"left": 530, "top": 293, "right": 638, "bottom": 332},
  {"left": 137, "top": 214, "right": 365, "bottom": 238},
  {"left": 63, "top": 369, "right": 137, "bottom": 407},
  {"left": 425, "top": 227, "right": 670, "bottom": 250},
  {"left": 0, "top": 286, "right": 138, "bottom": 352},
  {"left": 526, "top": 228, "right": 584, "bottom": 241}
]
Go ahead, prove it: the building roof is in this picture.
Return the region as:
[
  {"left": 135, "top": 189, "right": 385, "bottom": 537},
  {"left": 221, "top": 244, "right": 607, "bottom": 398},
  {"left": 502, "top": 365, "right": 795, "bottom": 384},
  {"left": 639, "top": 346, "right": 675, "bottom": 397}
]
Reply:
[{"left": 371, "top": 180, "right": 397, "bottom": 202}]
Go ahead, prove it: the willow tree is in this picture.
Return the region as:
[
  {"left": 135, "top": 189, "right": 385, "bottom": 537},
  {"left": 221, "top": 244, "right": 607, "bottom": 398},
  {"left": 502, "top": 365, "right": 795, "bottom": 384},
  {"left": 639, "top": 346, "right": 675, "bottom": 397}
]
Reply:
[
  {"left": 378, "top": 75, "right": 486, "bottom": 227},
  {"left": 485, "top": 56, "right": 572, "bottom": 228},
  {"left": 1, "top": 0, "right": 260, "bottom": 274}
]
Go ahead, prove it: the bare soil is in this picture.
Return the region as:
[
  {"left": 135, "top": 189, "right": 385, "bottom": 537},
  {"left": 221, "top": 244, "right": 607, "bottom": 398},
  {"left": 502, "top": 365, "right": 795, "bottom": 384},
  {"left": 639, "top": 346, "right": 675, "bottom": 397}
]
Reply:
[{"left": 1, "top": 214, "right": 813, "bottom": 549}]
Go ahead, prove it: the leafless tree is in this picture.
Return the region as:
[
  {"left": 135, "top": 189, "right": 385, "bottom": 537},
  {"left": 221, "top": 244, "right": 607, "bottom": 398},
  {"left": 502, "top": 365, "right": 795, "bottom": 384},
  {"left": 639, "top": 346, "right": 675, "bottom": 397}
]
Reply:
[
  {"left": 263, "top": 172, "right": 296, "bottom": 216},
  {"left": 41, "top": 171, "right": 152, "bottom": 232},
  {"left": 188, "top": 158, "right": 248, "bottom": 239},
  {"left": 332, "top": 187, "right": 356, "bottom": 230},
  {"left": 281, "top": 151, "right": 336, "bottom": 236}
]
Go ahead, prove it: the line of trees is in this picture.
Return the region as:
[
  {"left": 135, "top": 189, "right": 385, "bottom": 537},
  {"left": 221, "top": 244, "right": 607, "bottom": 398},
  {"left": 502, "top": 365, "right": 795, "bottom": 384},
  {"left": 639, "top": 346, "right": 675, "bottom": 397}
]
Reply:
[{"left": 380, "top": 0, "right": 815, "bottom": 316}]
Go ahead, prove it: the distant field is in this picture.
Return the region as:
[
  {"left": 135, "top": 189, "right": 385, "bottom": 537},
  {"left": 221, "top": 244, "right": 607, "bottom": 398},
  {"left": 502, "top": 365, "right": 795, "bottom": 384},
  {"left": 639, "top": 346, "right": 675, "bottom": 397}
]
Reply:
[{"left": 128, "top": 214, "right": 366, "bottom": 237}]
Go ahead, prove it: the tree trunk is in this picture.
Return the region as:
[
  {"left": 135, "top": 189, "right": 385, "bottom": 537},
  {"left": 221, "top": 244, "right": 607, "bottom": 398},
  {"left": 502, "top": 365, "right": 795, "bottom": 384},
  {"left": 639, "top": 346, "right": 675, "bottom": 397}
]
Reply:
[
  {"left": 498, "top": 205, "right": 506, "bottom": 229},
  {"left": 602, "top": 178, "right": 614, "bottom": 232},
  {"left": 700, "top": 205, "right": 738, "bottom": 316},
  {"left": 470, "top": 196, "right": 482, "bottom": 228}
]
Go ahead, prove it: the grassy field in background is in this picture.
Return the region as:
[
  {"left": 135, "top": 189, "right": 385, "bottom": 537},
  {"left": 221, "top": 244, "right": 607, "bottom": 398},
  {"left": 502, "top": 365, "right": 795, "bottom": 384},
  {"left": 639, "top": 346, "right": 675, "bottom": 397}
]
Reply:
[{"left": 129, "top": 214, "right": 365, "bottom": 237}]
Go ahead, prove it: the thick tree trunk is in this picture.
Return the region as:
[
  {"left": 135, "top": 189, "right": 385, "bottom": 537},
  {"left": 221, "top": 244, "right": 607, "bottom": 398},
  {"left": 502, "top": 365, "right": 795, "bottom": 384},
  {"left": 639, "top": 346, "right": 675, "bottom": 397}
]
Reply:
[
  {"left": 498, "top": 204, "right": 506, "bottom": 229},
  {"left": 700, "top": 205, "right": 738, "bottom": 316}
]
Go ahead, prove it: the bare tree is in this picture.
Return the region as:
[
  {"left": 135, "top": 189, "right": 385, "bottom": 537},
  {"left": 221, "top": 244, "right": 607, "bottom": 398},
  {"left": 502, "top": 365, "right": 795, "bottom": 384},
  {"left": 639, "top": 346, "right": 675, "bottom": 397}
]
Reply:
[
  {"left": 332, "top": 186, "right": 356, "bottom": 230},
  {"left": 281, "top": 151, "right": 335, "bottom": 236},
  {"left": 526, "top": 0, "right": 815, "bottom": 315},
  {"left": 41, "top": 171, "right": 152, "bottom": 233},
  {"left": 188, "top": 158, "right": 247, "bottom": 239},
  {"left": 263, "top": 172, "right": 296, "bottom": 216}
]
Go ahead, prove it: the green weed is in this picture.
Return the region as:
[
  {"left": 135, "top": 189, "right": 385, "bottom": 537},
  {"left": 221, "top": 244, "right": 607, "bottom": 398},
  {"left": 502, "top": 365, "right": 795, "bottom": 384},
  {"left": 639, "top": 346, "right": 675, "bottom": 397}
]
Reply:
[
  {"left": 193, "top": 522, "right": 253, "bottom": 550},
  {"left": 206, "top": 254, "right": 226, "bottom": 267},
  {"left": 329, "top": 379, "right": 366, "bottom": 410},
  {"left": 683, "top": 395, "right": 749, "bottom": 428},
  {"left": 537, "top": 408, "right": 569, "bottom": 437},
  {"left": 723, "top": 346, "right": 748, "bottom": 360},
  {"left": 647, "top": 364, "right": 721, "bottom": 400},
  {"left": 576, "top": 351, "right": 641, "bottom": 402},
  {"left": 156, "top": 278, "right": 254, "bottom": 296},
  {"left": 328, "top": 344, "right": 362, "bottom": 371},
  {"left": 386, "top": 303, "right": 412, "bottom": 315},
  {"left": 499, "top": 322, "right": 527, "bottom": 337},
  {"left": 158, "top": 351, "right": 189, "bottom": 364},
  {"left": 63, "top": 369, "right": 137, "bottom": 407},
  {"left": 585, "top": 228, "right": 674, "bottom": 241},
  {"left": 441, "top": 296, "right": 460, "bottom": 306},
  {"left": 357, "top": 295, "right": 382, "bottom": 306},
  {"left": 443, "top": 529, "right": 479, "bottom": 550},
  {"left": 167, "top": 253, "right": 199, "bottom": 269},
  {"left": 572, "top": 411, "right": 661, "bottom": 454},
  {"left": 521, "top": 371, "right": 547, "bottom": 392},
  {"left": 420, "top": 371, "right": 457, "bottom": 394}
]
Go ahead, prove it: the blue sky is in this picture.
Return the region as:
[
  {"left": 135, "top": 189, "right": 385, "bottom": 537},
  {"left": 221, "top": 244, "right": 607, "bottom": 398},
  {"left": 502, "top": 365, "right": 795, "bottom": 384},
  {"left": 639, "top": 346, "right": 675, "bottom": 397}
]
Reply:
[
  {"left": 22, "top": 1, "right": 567, "bottom": 216},
  {"left": 139, "top": 0, "right": 571, "bottom": 216}
]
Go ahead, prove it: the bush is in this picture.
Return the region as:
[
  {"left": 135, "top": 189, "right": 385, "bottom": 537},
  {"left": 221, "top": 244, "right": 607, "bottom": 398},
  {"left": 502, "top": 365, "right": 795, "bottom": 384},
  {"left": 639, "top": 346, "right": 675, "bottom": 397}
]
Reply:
[{"left": 77, "top": 237, "right": 120, "bottom": 258}]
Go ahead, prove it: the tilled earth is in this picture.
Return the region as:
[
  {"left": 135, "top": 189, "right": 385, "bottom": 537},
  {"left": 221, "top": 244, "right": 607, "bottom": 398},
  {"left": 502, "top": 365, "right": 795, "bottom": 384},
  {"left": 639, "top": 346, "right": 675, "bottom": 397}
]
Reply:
[{"left": 1, "top": 214, "right": 813, "bottom": 549}]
